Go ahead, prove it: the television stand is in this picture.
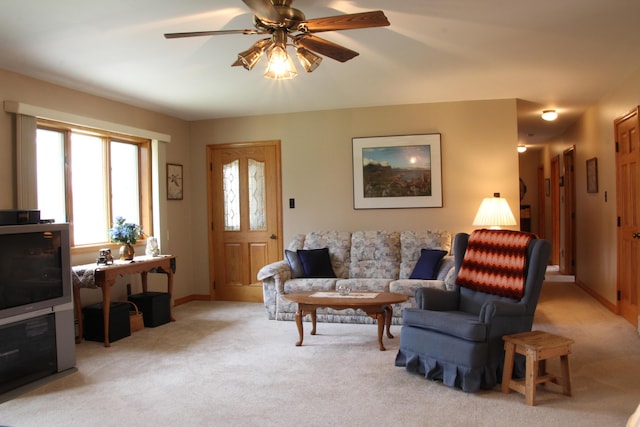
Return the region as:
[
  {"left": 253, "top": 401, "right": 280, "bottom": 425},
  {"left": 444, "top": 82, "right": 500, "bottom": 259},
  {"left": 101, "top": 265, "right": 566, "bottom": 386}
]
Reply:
[{"left": 0, "top": 304, "right": 77, "bottom": 403}]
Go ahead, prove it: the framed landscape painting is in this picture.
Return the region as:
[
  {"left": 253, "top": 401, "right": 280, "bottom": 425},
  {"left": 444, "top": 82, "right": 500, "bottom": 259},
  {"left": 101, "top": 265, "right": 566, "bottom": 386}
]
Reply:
[{"left": 352, "top": 134, "right": 442, "bottom": 209}]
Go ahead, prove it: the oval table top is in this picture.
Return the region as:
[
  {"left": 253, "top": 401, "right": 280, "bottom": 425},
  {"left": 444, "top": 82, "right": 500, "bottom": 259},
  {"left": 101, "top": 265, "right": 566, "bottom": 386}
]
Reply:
[{"left": 282, "top": 291, "right": 408, "bottom": 307}]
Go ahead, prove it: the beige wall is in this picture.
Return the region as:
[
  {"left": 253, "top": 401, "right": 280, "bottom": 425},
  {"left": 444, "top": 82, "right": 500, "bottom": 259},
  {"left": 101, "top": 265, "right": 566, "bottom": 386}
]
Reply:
[
  {"left": 543, "top": 70, "right": 640, "bottom": 307},
  {"left": 189, "top": 99, "right": 522, "bottom": 294},
  {"left": 0, "top": 67, "right": 535, "bottom": 302},
  {"left": 4, "top": 61, "right": 637, "bottom": 316},
  {"left": 0, "top": 68, "right": 197, "bottom": 302},
  {"left": 2, "top": 62, "right": 637, "bottom": 318}
]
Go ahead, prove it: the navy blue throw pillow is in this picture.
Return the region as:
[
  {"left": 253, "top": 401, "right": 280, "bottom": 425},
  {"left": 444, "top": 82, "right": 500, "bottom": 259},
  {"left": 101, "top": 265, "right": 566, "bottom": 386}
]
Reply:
[
  {"left": 409, "top": 249, "right": 448, "bottom": 280},
  {"left": 297, "top": 248, "right": 336, "bottom": 278},
  {"left": 285, "top": 250, "right": 305, "bottom": 279}
]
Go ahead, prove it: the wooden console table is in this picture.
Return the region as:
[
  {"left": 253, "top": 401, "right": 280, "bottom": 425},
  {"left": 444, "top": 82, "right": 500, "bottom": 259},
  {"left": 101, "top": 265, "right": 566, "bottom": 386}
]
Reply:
[{"left": 72, "top": 255, "right": 176, "bottom": 347}]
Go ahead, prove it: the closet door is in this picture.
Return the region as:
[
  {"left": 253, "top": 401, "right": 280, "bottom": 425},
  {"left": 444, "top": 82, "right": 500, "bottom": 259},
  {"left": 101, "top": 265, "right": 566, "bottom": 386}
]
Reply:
[{"left": 615, "top": 107, "right": 639, "bottom": 327}]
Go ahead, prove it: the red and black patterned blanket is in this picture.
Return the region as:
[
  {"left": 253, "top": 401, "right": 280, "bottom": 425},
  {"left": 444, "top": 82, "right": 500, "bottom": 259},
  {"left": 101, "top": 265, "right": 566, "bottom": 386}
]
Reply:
[{"left": 455, "top": 229, "right": 534, "bottom": 299}]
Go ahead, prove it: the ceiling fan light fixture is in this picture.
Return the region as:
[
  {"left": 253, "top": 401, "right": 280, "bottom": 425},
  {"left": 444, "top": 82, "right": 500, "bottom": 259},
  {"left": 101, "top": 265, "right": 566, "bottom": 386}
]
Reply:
[
  {"left": 541, "top": 109, "right": 558, "bottom": 121},
  {"left": 237, "top": 48, "right": 264, "bottom": 70},
  {"left": 165, "top": 4, "right": 390, "bottom": 79},
  {"left": 295, "top": 47, "right": 322, "bottom": 72},
  {"left": 264, "top": 43, "right": 298, "bottom": 80},
  {"left": 236, "top": 38, "right": 271, "bottom": 70}
]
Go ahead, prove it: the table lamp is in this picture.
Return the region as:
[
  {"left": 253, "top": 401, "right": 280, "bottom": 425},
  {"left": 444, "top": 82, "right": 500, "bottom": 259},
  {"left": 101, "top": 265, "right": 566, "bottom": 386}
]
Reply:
[{"left": 472, "top": 192, "right": 517, "bottom": 229}]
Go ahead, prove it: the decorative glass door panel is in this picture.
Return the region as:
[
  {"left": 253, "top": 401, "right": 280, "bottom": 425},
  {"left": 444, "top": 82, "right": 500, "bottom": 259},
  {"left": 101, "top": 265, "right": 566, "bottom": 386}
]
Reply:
[
  {"left": 248, "top": 158, "right": 266, "bottom": 231},
  {"left": 223, "top": 160, "right": 240, "bottom": 231}
]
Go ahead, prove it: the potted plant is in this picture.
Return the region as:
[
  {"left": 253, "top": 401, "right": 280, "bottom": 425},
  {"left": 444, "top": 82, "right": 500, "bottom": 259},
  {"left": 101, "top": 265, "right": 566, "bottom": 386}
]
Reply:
[{"left": 109, "top": 216, "right": 143, "bottom": 260}]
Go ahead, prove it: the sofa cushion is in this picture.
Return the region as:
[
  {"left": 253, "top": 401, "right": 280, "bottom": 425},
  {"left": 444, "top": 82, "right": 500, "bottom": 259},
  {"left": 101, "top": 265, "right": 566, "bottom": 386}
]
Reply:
[
  {"left": 399, "top": 230, "right": 452, "bottom": 279},
  {"left": 286, "top": 233, "right": 306, "bottom": 251},
  {"left": 298, "top": 248, "right": 336, "bottom": 278},
  {"left": 284, "top": 278, "right": 337, "bottom": 293},
  {"left": 285, "top": 250, "right": 305, "bottom": 278},
  {"left": 389, "top": 279, "right": 446, "bottom": 297},
  {"left": 335, "top": 278, "right": 391, "bottom": 293},
  {"left": 409, "top": 249, "right": 448, "bottom": 280},
  {"left": 349, "top": 230, "right": 400, "bottom": 279},
  {"left": 302, "top": 231, "right": 352, "bottom": 278}
]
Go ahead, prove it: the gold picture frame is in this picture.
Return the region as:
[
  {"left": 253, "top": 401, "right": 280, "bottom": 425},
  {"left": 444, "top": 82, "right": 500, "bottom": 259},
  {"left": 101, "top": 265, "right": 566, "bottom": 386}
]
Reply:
[{"left": 167, "top": 163, "right": 183, "bottom": 200}]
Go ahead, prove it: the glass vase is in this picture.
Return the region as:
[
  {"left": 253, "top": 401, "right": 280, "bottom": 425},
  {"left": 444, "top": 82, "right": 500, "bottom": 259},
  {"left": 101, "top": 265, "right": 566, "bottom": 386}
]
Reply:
[{"left": 119, "top": 243, "right": 135, "bottom": 260}]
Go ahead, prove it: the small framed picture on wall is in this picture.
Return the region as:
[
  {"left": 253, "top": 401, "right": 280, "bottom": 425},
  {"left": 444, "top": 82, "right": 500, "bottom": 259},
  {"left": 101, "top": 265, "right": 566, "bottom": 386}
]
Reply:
[
  {"left": 545, "top": 178, "right": 551, "bottom": 197},
  {"left": 167, "top": 163, "right": 183, "bottom": 200}
]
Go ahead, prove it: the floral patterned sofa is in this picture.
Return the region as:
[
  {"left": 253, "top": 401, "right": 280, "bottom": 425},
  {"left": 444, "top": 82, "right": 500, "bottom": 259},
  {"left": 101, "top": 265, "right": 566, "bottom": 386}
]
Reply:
[{"left": 257, "top": 230, "right": 454, "bottom": 325}]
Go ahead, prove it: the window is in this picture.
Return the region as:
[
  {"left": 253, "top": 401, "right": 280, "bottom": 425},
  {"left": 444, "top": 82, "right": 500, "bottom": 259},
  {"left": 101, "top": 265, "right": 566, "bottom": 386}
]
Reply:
[{"left": 36, "top": 120, "right": 152, "bottom": 248}]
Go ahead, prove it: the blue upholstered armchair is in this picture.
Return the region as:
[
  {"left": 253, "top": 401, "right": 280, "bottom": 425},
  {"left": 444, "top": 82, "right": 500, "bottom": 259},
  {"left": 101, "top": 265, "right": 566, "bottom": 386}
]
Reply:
[{"left": 395, "top": 229, "right": 551, "bottom": 392}]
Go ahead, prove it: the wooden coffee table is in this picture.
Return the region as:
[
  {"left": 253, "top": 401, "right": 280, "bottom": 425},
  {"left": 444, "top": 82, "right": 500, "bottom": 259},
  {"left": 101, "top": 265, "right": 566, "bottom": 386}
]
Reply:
[{"left": 282, "top": 291, "right": 408, "bottom": 351}]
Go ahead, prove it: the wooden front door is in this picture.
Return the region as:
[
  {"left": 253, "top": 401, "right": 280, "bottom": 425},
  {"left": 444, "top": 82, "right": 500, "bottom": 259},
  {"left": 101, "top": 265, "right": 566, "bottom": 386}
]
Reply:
[
  {"left": 615, "top": 107, "right": 639, "bottom": 326},
  {"left": 207, "top": 141, "right": 282, "bottom": 302}
]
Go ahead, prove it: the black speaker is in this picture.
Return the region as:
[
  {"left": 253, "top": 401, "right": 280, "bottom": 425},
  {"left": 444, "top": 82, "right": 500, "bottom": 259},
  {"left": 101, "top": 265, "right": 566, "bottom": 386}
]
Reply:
[
  {"left": 82, "top": 302, "right": 131, "bottom": 343},
  {"left": 128, "top": 292, "right": 170, "bottom": 327}
]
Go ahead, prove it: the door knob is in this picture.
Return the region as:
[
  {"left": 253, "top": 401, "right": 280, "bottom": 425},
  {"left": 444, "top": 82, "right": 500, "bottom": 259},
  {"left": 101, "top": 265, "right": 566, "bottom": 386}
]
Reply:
[
  {"left": 633, "top": 233, "right": 640, "bottom": 239},
  {"left": 269, "top": 234, "right": 277, "bottom": 239}
]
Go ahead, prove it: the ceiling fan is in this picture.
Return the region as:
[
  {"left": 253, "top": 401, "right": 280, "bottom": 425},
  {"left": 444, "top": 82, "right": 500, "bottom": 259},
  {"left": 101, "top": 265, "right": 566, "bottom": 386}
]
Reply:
[{"left": 164, "top": 0, "right": 390, "bottom": 80}]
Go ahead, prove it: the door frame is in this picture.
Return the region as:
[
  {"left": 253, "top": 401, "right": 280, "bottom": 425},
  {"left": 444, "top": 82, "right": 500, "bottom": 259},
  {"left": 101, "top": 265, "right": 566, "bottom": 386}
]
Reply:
[
  {"left": 561, "top": 146, "right": 576, "bottom": 275},
  {"left": 550, "top": 155, "right": 561, "bottom": 265},
  {"left": 537, "top": 165, "right": 546, "bottom": 238}
]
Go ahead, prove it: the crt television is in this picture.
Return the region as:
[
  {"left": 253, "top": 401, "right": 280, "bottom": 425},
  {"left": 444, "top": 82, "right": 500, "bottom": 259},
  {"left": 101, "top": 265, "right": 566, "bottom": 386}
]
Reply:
[{"left": 0, "top": 223, "right": 72, "bottom": 321}]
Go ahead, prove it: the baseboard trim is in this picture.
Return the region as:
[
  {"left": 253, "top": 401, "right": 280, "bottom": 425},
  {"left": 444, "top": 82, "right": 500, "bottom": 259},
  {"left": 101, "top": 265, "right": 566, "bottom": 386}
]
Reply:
[
  {"left": 174, "top": 294, "right": 213, "bottom": 307},
  {"left": 575, "top": 279, "right": 618, "bottom": 314}
]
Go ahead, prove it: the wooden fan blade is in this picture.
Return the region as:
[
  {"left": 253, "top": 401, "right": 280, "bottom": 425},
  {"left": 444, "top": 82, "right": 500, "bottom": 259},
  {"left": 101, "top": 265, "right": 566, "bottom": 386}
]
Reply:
[
  {"left": 300, "top": 11, "right": 389, "bottom": 33},
  {"left": 295, "top": 35, "right": 359, "bottom": 63},
  {"left": 164, "top": 29, "right": 263, "bottom": 39},
  {"left": 242, "top": 0, "right": 282, "bottom": 24}
]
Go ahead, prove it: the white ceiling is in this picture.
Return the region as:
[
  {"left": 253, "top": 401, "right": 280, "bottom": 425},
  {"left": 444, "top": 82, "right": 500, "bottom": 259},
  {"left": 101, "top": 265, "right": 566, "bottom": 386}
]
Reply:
[{"left": 2, "top": 0, "right": 640, "bottom": 145}]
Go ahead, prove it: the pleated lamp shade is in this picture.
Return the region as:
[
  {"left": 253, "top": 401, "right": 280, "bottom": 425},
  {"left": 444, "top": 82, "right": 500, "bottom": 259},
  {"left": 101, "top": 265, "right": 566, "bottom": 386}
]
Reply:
[{"left": 472, "top": 193, "right": 517, "bottom": 229}]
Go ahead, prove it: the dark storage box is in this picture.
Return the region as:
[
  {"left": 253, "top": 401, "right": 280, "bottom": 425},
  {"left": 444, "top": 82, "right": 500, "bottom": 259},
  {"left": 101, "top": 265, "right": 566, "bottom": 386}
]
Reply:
[
  {"left": 0, "top": 209, "right": 40, "bottom": 225},
  {"left": 82, "top": 302, "right": 131, "bottom": 343},
  {"left": 128, "top": 292, "right": 170, "bottom": 327}
]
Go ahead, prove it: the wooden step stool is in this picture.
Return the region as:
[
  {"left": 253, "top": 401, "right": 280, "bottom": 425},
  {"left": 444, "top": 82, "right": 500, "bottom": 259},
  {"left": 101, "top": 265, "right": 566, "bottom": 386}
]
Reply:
[{"left": 502, "top": 330, "right": 574, "bottom": 406}]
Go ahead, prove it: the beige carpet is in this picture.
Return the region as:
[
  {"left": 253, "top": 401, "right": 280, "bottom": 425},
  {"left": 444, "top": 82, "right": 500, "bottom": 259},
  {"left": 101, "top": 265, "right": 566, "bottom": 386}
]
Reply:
[{"left": 2, "top": 276, "right": 640, "bottom": 427}]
